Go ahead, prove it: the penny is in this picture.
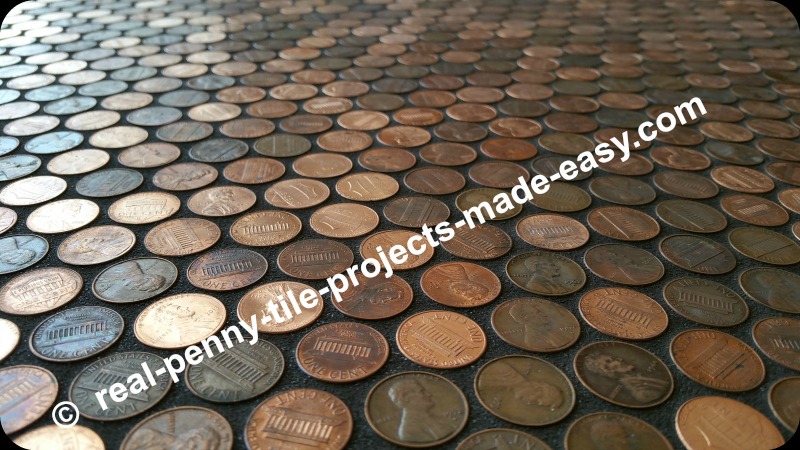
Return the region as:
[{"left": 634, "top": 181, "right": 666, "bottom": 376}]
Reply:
[
  {"left": 156, "top": 121, "right": 214, "bottom": 143},
  {"left": 30, "top": 306, "right": 123, "bottom": 362},
  {"left": 293, "top": 153, "right": 352, "bottom": 178},
  {"left": 655, "top": 199, "right": 728, "bottom": 233},
  {"left": 769, "top": 377, "right": 800, "bottom": 432},
  {"left": 121, "top": 406, "right": 233, "bottom": 450},
  {"left": 720, "top": 194, "right": 789, "bottom": 226},
  {"left": 304, "top": 97, "right": 353, "bottom": 115},
  {"left": 0, "top": 266, "right": 81, "bottom": 315},
  {"left": 337, "top": 172, "right": 399, "bottom": 201},
  {"left": 531, "top": 155, "right": 592, "bottom": 181},
  {"left": 442, "top": 223, "right": 512, "bottom": 261},
  {"left": 589, "top": 176, "right": 656, "bottom": 205},
  {"left": 491, "top": 297, "right": 580, "bottom": 353},
  {"left": 0, "top": 234, "right": 49, "bottom": 275},
  {"left": 4, "top": 115, "right": 60, "bottom": 136},
  {"left": 404, "top": 167, "right": 465, "bottom": 195},
  {"left": 93, "top": 257, "right": 178, "bottom": 304},
  {"left": 457, "top": 429, "right": 551, "bottom": 450},
  {"left": 728, "top": 226, "right": 800, "bottom": 265},
  {"left": 317, "top": 130, "right": 372, "bottom": 153},
  {"left": 278, "top": 239, "right": 354, "bottom": 280},
  {"left": 739, "top": 267, "right": 800, "bottom": 314},
  {"left": 706, "top": 141, "right": 764, "bottom": 166},
  {"left": 296, "top": 321, "right": 389, "bottom": 383},
  {"left": 421, "top": 262, "right": 501, "bottom": 308},
  {"left": 357, "top": 148, "right": 415, "bottom": 173},
  {"left": 230, "top": 210, "right": 302, "bottom": 247},
  {"left": 134, "top": 293, "right": 226, "bottom": 349},
  {"left": 362, "top": 229, "right": 435, "bottom": 270},
  {"left": 26, "top": 199, "right": 100, "bottom": 236},
  {"left": 506, "top": 251, "right": 586, "bottom": 296},
  {"left": 757, "top": 138, "right": 800, "bottom": 162},
  {"left": 365, "top": 371, "right": 467, "bottom": 448},
  {"left": 456, "top": 188, "right": 523, "bottom": 221},
  {"left": 185, "top": 339, "right": 283, "bottom": 403},
  {"left": 188, "top": 185, "right": 257, "bottom": 217},
  {"left": 332, "top": 271, "right": 413, "bottom": 320},
  {"left": 710, "top": 165, "right": 775, "bottom": 193},
  {"left": 393, "top": 107, "right": 444, "bottom": 126},
  {"left": 670, "top": 329, "right": 765, "bottom": 392},
  {"left": 248, "top": 99, "right": 297, "bottom": 119},
  {"left": 651, "top": 145, "right": 711, "bottom": 171},
  {"left": 778, "top": 188, "right": 800, "bottom": 214},
  {"left": 653, "top": 170, "right": 720, "bottom": 199},
  {"left": 752, "top": 317, "right": 800, "bottom": 372},
  {"left": 0, "top": 175, "right": 66, "bottom": 206},
  {"left": 187, "top": 248, "right": 268, "bottom": 292},
  {"left": 58, "top": 225, "right": 135, "bottom": 265},
  {"left": 376, "top": 125, "right": 431, "bottom": 148},
  {"left": 397, "top": 309, "right": 486, "bottom": 369},
  {"left": 246, "top": 389, "right": 352, "bottom": 450},
  {"left": 469, "top": 161, "right": 529, "bottom": 188},
  {"left": 47, "top": 149, "right": 109, "bottom": 175},
  {"left": 574, "top": 341, "right": 674, "bottom": 408},
  {"left": 0, "top": 154, "right": 40, "bottom": 182},
  {"left": 587, "top": 206, "right": 660, "bottom": 241},
  {"left": 383, "top": 196, "right": 450, "bottom": 228},
  {"left": 663, "top": 278, "right": 749, "bottom": 327},
  {"left": 89, "top": 125, "right": 148, "bottom": 148},
  {"left": 530, "top": 182, "right": 592, "bottom": 212},
  {"left": 13, "top": 425, "right": 105, "bottom": 450},
  {"left": 584, "top": 244, "right": 664, "bottom": 285},
  {"left": 237, "top": 281, "right": 323, "bottom": 334},
  {"left": 279, "top": 114, "right": 333, "bottom": 134},
  {"left": 579, "top": 287, "right": 668, "bottom": 340},
  {"left": 76, "top": 168, "right": 143, "bottom": 197},
  {"left": 254, "top": 134, "right": 312, "bottom": 158},
  {"left": 145, "top": 218, "right": 221, "bottom": 256},
  {"left": 310, "top": 203, "right": 380, "bottom": 238},
  {"left": 0, "top": 365, "right": 57, "bottom": 434},
  {"left": 419, "top": 142, "right": 477, "bottom": 166},
  {"left": 565, "top": 412, "right": 673, "bottom": 450},
  {"left": 676, "top": 396, "right": 784, "bottom": 450},
  {"left": 188, "top": 138, "right": 248, "bottom": 163},
  {"left": 700, "top": 121, "right": 754, "bottom": 142},
  {"left": 265, "top": 178, "right": 330, "bottom": 209},
  {"left": 538, "top": 133, "right": 593, "bottom": 156},
  {"left": 0, "top": 206, "right": 16, "bottom": 234},
  {"left": 338, "top": 110, "right": 390, "bottom": 130},
  {"left": 0, "top": 318, "right": 20, "bottom": 362},
  {"left": 118, "top": 142, "right": 181, "bottom": 169},
  {"left": 659, "top": 234, "right": 737, "bottom": 274},
  {"left": 108, "top": 192, "right": 180, "bottom": 224},
  {"left": 766, "top": 161, "right": 800, "bottom": 186},
  {"left": 69, "top": 351, "right": 172, "bottom": 421}
]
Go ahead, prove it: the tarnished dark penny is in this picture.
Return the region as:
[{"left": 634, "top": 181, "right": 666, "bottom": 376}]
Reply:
[
  {"left": 29, "top": 306, "right": 123, "bottom": 362},
  {"left": 237, "top": 281, "right": 323, "bottom": 334},
  {"left": 491, "top": 297, "right": 580, "bottom": 353},
  {"left": 0, "top": 365, "right": 57, "bottom": 434},
  {"left": 153, "top": 162, "right": 218, "bottom": 191},
  {"left": 565, "top": 412, "right": 673, "bottom": 450},
  {"left": 145, "top": 218, "right": 221, "bottom": 256},
  {"left": 659, "top": 234, "right": 737, "bottom": 275},
  {"left": 336, "top": 172, "right": 399, "bottom": 201},
  {"left": 757, "top": 138, "right": 800, "bottom": 162},
  {"left": 441, "top": 223, "right": 512, "bottom": 261},
  {"left": 769, "top": 377, "right": 800, "bottom": 432},
  {"left": 728, "top": 226, "right": 800, "bottom": 265},
  {"left": 254, "top": 134, "right": 312, "bottom": 157},
  {"left": 766, "top": 161, "right": 800, "bottom": 186},
  {"left": 58, "top": 225, "right": 135, "bottom": 266},
  {"left": 705, "top": 141, "right": 764, "bottom": 167},
  {"left": 516, "top": 214, "right": 589, "bottom": 250},
  {"left": 333, "top": 272, "right": 413, "bottom": 320},
  {"left": 655, "top": 199, "right": 728, "bottom": 233},
  {"left": 530, "top": 182, "right": 592, "bottom": 212},
  {"left": 317, "top": 130, "right": 372, "bottom": 153},
  {"left": 587, "top": 206, "right": 660, "bottom": 241},
  {"left": 469, "top": 161, "right": 529, "bottom": 189},
  {"left": 311, "top": 203, "right": 379, "bottom": 238},
  {"left": 383, "top": 196, "right": 450, "bottom": 228},
  {"left": 676, "top": 396, "right": 784, "bottom": 450},
  {"left": 118, "top": 142, "right": 181, "bottom": 169},
  {"left": 480, "top": 138, "right": 538, "bottom": 161},
  {"left": 405, "top": 167, "right": 465, "bottom": 195},
  {"left": 265, "top": 178, "right": 330, "bottom": 209},
  {"left": 589, "top": 176, "right": 656, "bottom": 205},
  {"left": 670, "top": 329, "right": 765, "bottom": 392},
  {"left": 93, "top": 257, "right": 178, "bottom": 304},
  {"left": 294, "top": 153, "right": 352, "bottom": 178},
  {"left": 69, "top": 351, "right": 172, "bottom": 421},
  {"left": 710, "top": 166, "right": 775, "bottom": 194},
  {"left": 538, "top": 133, "right": 593, "bottom": 156},
  {"left": 720, "top": 194, "right": 789, "bottom": 226},
  {"left": 651, "top": 146, "right": 711, "bottom": 171},
  {"left": 475, "top": 355, "right": 575, "bottom": 426},
  {"left": 419, "top": 142, "right": 477, "bottom": 166},
  {"left": 663, "top": 278, "right": 749, "bottom": 327},
  {"left": 188, "top": 185, "right": 257, "bottom": 217},
  {"left": 752, "top": 317, "right": 800, "bottom": 372},
  {"left": 653, "top": 170, "right": 720, "bottom": 199},
  {"left": 358, "top": 148, "right": 416, "bottom": 172},
  {"left": 278, "top": 239, "right": 354, "bottom": 280},
  {"left": 366, "top": 371, "right": 467, "bottom": 448},
  {"left": 186, "top": 339, "right": 284, "bottom": 403},
  {"left": 739, "top": 267, "right": 800, "bottom": 314},
  {"left": 574, "top": 341, "right": 674, "bottom": 408},
  {"left": 579, "top": 287, "right": 668, "bottom": 340},
  {"left": 456, "top": 188, "right": 522, "bottom": 221},
  {"left": 397, "top": 310, "right": 486, "bottom": 369},
  {"left": 296, "top": 322, "right": 389, "bottom": 383},
  {"left": 421, "top": 262, "right": 501, "bottom": 308},
  {"left": 122, "top": 406, "right": 233, "bottom": 450},
  {"left": 187, "top": 248, "right": 268, "bottom": 291},
  {"left": 584, "top": 244, "right": 664, "bottom": 285},
  {"left": 531, "top": 155, "right": 592, "bottom": 181},
  {"left": 230, "top": 210, "right": 302, "bottom": 247},
  {"left": 108, "top": 192, "right": 180, "bottom": 225},
  {"left": 75, "top": 168, "right": 143, "bottom": 198},
  {"left": 246, "top": 388, "right": 352, "bottom": 450},
  {"left": 457, "top": 429, "right": 551, "bottom": 450},
  {"left": 188, "top": 138, "right": 248, "bottom": 163},
  {"left": 506, "top": 251, "right": 586, "bottom": 296}
]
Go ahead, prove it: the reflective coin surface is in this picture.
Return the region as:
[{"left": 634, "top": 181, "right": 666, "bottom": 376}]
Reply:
[
  {"left": 30, "top": 306, "right": 123, "bottom": 362},
  {"left": 421, "top": 262, "right": 501, "bottom": 308},
  {"left": 296, "top": 321, "right": 389, "bottom": 383},
  {"left": 0, "top": 266, "right": 81, "bottom": 315},
  {"left": 506, "top": 251, "right": 586, "bottom": 296},
  {"left": 769, "top": 377, "right": 800, "bottom": 432},
  {"left": 26, "top": 199, "right": 99, "bottom": 234},
  {"left": 237, "top": 281, "right": 323, "bottom": 334},
  {"left": 0, "top": 317, "right": 20, "bottom": 362},
  {"left": 92, "top": 257, "right": 178, "bottom": 304},
  {"left": 58, "top": 225, "right": 135, "bottom": 265},
  {"left": 13, "top": 425, "right": 105, "bottom": 450},
  {"left": 121, "top": 406, "right": 233, "bottom": 450},
  {"left": 565, "top": 412, "right": 673, "bottom": 450},
  {"left": 579, "top": 287, "right": 669, "bottom": 340},
  {"left": 397, "top": 310, "right": 486, "bottom": 369},
  {"left": 186, "top": 248, "right": 268, "bottom": 291},
  {"left": 145, "top": 218, "right": 221, "bottom": 256},
  {"left": 134, "top": 293, "right": 226, "bottom": 349},
  {"left": 0, "top": 365, "right": 58, "bottom": 434},
  {"left": 675, "top": 396, "right": 784, "bottom": 450}
]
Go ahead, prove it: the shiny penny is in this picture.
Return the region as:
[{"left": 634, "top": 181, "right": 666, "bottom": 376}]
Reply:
[
  {"left": 108, "top": 192, "right": 180, "bottom": 224},
  {"left": 296, "top": 321, "right": 389, "bottom": 383},
  {"left": 153, "top": 162, "right": 218, "bottom": 191},
  {"left": 675, "top": 396, "right": 784, "bottom": 450},
  {"left": 237, "top": 281, "right": 323, "bottom": 334},
  {"left": 421, "top": 262, "right": 501, "bottom": 308},
  {"left": 26, "top": 198, "right": 99, "bottom": 234},
  {"left": 397, "top": 310, "right": 486, "bottom": 369},
  {"left": 145, "top": 218, "right": 221, "bottom": 256},
  {"left": 0, "top": 365, "right": 58, "bottom": 434},
  {"left": 13, "top": 425, "right": 105, "bottom": 450},
  {"left": 134, "top": 293, "right": 226, "bottom": 349},
  {"left": 188, "top": 185, "right": 257, "bottom": 217},
  {"left": 230, "top": 210, "right": 302, "bottom": 247},
  {"left": 58, "top": 225, "right": 135, "bottom": 266},
  {"left": 360, "top": 230, "right": 435, "bottom": 270},
  {"left": 579, "top": 287, "right": 668, "bottom": 340},
  {"left": 336, "top": 172, "right": 399, "bottom": 201},
  {"left": 0, "top": 266, "right": 81, "bottom": 315},
  {"left": 265, "top": 178, "right": 330, "bottom": 209},
  {"left": 187, "top": 248, "right": 268, "bottom": 291},
  {"left": 310, "top": 203, "right": 380, "bottom": 238},
  {"left": 0, "top": 318, "right": 20, "bottom": 362}
]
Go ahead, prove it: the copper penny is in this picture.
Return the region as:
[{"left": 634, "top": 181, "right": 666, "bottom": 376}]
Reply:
[
  {"left": 317, "top": 130, "right": 372, "bottom": 153},
  {"left": 766, "top": 161, "right": 800, "bottom": 186},
  {"left": 145, "top": 218, "right": 221, "bottom": 256},
  {"left": 728, "top": 226, "right": 800, "bottom": 265},
  {"left": 538, "top": 133, "right": 594, "bottom": 156},
  {"left": 655, "top": 199, "right": 728, "bottom": 233},
  {"left": 121, "top": 407, "right": 233, "bottom": 450},
  {"left": 587, "top": 206, "right": 660, "bottom": 241},
  {"left": 360, "top": 230, "right": 434, "bottom": 270},
  {"left": 751, "top": 317, "right": 800, "bottom": 374},
  {"left": 248, "top": 99, "right": 297, "bottom": 119},
  {"left": 358, "top": 147, "right": 416, "bottom": 173},
  {"left": 589, "top": 176, "right": 656, "bottom": 206},
  {"left": 769, "top": 377, "right": 800, "bottom": 432},
  {"left": 720, "top": 194, "right": 789, "bottom": 226},
  {"left": 739, "top": 267, "right": 800, "bottom": 314},
  {"left": 506, "top": 251, "right": 586, "bottom": 296},
  {"left": 336, "top": 172, "right": 399, "bottom": 201},
  {"left": 491, "top": 297, "right": 580, "bottom": 353},
  {"left": 659, "top": 234, "right": 737, "bottom": 274},
  {"left": 13, "top": 425, "right": 104, "bottom": 449},
  {"left": 376, "top": 125, "right": 431, "bottom": 148},
  {"left": 530, "top": 182, "right": 592, "bottom": 212},
  {"left": 279, "top": 115, "right": 334, "bottom": 134},
  {"left": 278, "top": 239, "right": 354, "bottom": 280},
  {"left": 337, "top": 110, "right": 390, "bottom": 130},
  {"left": 419, "top": 142, "right": 477, "bottom": 166},
  {"left": 434, "top": 122, "right": 488, "bottom": 143},
  {"left": 304, "top": 97, "right": 353, "bottom": 115},
  {"left": 397, "top": 310, "right": 486, "bottom": 369},
  {"left": 457, "top": 429, "right": 551, "bottom": 450},
  {"left": 653, "top": 170, "right": 720, "bottom": 199},
  {"left": 710, "top": 166, "right": 775, "bottom": 193},
  {"left": 676, "top": 396, "right": 784, "bottom": 450},
  {"left": 223, "top": 157, "right": 285, "bottom": 184},
  {"left": 0, "top": 365, "right": 58, "bottom": 434},
  {"left": 332, "top": 272, "right": 413, "bottom": 320},
  {"left": 230, "top": 210, "right": 302, "bottom": 247},
  {"left": 188, "top": 185, "right": 256, "bottom": 217},
  {"left": 699, "top": 122, "right": 753, "bottom": 142},
  {"left": 574, "top": 341, "right": 674, "bottom": 408},
  {"left": 92, "top": 257, "right": 178, "bottom": 304},
  {"left": 515, "top": 214, "right": 589, "bottom": 251},
  {"left": 265, "top": 178, "right": 330, "bottom": 209},
  {"left": 469, "top": 161, "right": 529, "bottom": 189},
  {"left": 0, "top": 267, "right": 81, "bottom": 315},
  {"left": 293, "top": 153, "right": 352, "bottom": 178},
  {"left": 475, "top": 355, "right": 575, "bottom": 426},
  {"left": 565, "top": 412, "right": 673, "bottom": 450},
  {"left": 57, "top": 225, "right": 135, "bottom": 266},
  {"left": 456, "top": 188, "right": 523, "bottom": 221},
  {"left": 651, "top": 145, "right": 711, "bottom": 171},
  {"left": 670, "top": 329, "right": 765, "bottom": 392},
  {"left": 134, "top": 293, "right": 226, "bottom": 349},
  {"left": 186, "top": 248, "right": 267, "bottom": 292},
  {"left": 441, "top": 223, "right": 512, "bottom": 261},
  {"left": 597, "top": 153, "right": 654, "bottom": 176},
  {"left": 663, "top": 278, "right": 749, "bottom": 327},
  {"left": 579, "top": 287, "right": 668, "bottom": 340},
  {"left": 404, "top": 167, "right": 465, "bottom": 195},
  {"left": 757, "top": 138, "right": 800, "bottom": 162},
  {"left": 383, "top": 196, "right": 450, "bottom": 228},
  {"left": 584, "top": 244, "right": 664, "bottom": 285},
  {"left": 237, "top": 281, "right": 323, "bottom": 334},
  {"left": 421, "top": 262, "right": 501, "bottom": 308},
  {"left": 118, "top": 142, "right": 181, "bottom": 169},
  {"left": 153, "top": 162, "right": 218, "bottom": 191},
  {"left": 778, "top": 188, "right": 800, "bottom": 214},
  {"left": 108, "top": 192, "right": 180, "bottom": 225},
  {"left": 488, "top": 117, "right": 543, "bottom": 138},
  {"left": 479, "top": 138, "right": 538, "bottom": 161},
  {"left": 296, "top": 321, "right": 389, "bottom": 383},
  {"left": 393, "top": 107, "right": 444, "bottom": 126},
  {"left": 310, "top": 203, "right": 379, "bottom": 238}
]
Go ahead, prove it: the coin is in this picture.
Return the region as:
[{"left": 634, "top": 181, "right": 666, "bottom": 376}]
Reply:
[
  {"left": 711, "top": 165, "right": 775, "bottom": 193},
  {"left": 69, "top": 351, "right": 172, "bottom": 421},
  {"left": 0, "top": 317, "right": 20, "bottom": 362},
  {"left": 675, "top": 396, "right": 784, "bottom": 450},
  {"left": 118, "top": 142, "right": 181, "bottom": 169},
  {"left": 663, "top": 278, "right": 749, "bottom": 327},
  {"left": 574, "top": 341, "right": 674, "bottom": 408},
  {"left": 383, "top": 196, "right": 450, "bottom": 228},
  {"left": 752, "top": 317, "right": 800, "bottom": 372},
  {"left": 58, "top": 225, "right": 135, "bottom": 265},
  {"left": 579, "top": 287, "right": 668, "bottom": 340},
  {"left": 134, "top": 293, "right": 226, "bottom": 349},
  {"left": 0, "top": 266, "right": 81, "bottom": 315},
  {"left": 223, "top": 157, "right": 285, "bottom": 184},
  {"left": 769, "top": 377, "right": 800, "bottom": 432},
  {"left": 739, "top": 267, "right": 800, "bottom": 313},
  {"left": 296, "top": 321, "right": 389, "bottom": 383},
  {"left": 659, "top": 234, "right": 737, "bottom": 274},
  {"left": 331, "top": 272, "right": 413, "bottom": 320},
  {"left": 491, "top": 297, "right": 580, "bottom": 352},
  {"left": 187, "top": 248, "right": 268, "bottom": 291},
  {"left": 587, "top": 206, "right": 660, "bottom": 241},
  {"left": 530, "top": 182, "right": 592, "bottom": 212},
  {"left": 366, "top": 371, "right": 467, "bottom": 448},
  {"left": 153, "top": 162, "right": 218, "bottom": 191},
  {"left": 778, "top": 188, "right": 800, "bottom": 214},
  {"left": 469, "top": 161, "right": 529, "bottom": 188},
  {"left": 145, "top": 218, "right": 221, "bottom": 256},
  {"left": 278, "top": 239, "right": 354, "bottom": 280},
  {"left": 442, "top": 223, "right": 512, "bottom": 260},
  {"left": 93, "top": 257, "right": 178, "bottom": 304},
  {"left": 419, "top": 142, "right": 477, "bottom": 166},
  {"left": 121, "top": 406, "right": 233, "bottom": 450},
  {"left": 361, "top": 230, "right": 435, "bottom": 270},
  {"left": 0, "top": 234, "right": 48, "bottom": 275},
  {"left": 237, "top": 281, "right": 323, "bottom": 334},
  {"left": 589, "top": 176, "right": 656, "bottom": 205},
  {"left": 670, "top": 329, "right": 765, "bottom": 392},
  {"left": 0, "top": 175, "right": 66, "bottom": 206},
  {"left": 456, "top": 188, "right": 522, "bottom": 220},
  {"left": 0, "top": 365, "right": 57, "bottom": 434},
  {"left": 421, "top": 262, "right": 501, "bottom": 308},
  {"left": 186, "top": 339, "right": 284, "bottom": 403},
  {"left": 0, "top": 154, "right": 40, "bottom": 182},
  {"left": 531, "top": 154, "right": 592, "bottom": 181},
  {"left": 246, "top": 389, "right": 352, "bottom": 450},
  {"left": 75, "top": 168, "right": 143, "bottom": 198},
  {"left": 47, "top": 148, "right": 109, "bottom": 175},
  {"left": 230, "top": 210, "right": 302, "bottom": 247},
  {"left": 189, "top": 137, "right": 248, "bottom": 162},
  {"left": 0, "top": 206, "right": 17, "bottom": 235},
  {"left": 653, "top": 170, "right": 720, "bottom": 199},
  {"left": 457, "top": 428, "right": 551, "bottom": 450},
  {"left": 358, "top": 147, "right": 416, "bottom": 173},
  {"left": 108, "top": 192, "right": 180, "bottom": 224},
  {"left": 265, "top": 178, "right": 330, "bottom": 209},
  {"left": 13, "top": 425, "right": 105, "bottom": 450},
  {"left": 397, "top": 310, "right": 486, "bottom": 369},
  {"left": 310, "top": 203, "right": 380, "bottom": 238},
  {"left": 336, "top": 172, "right": 399, "bottom": 201},
  {"left": 728, "top": 226, "right": 800, "bottom": 265},
  {"left": 506, "top": 251, "right": 586, "bottom": 296},
  {"left": 651, "top": 145, "right": 711, "bottom": 171},
  {"left": 584, "top": 244, "right": 664, "bottom": 285},
  {"left": 293, "top": 153, "right": 352, "bottom": 178},
  {"left": 565, "top": 412, "right": 673, "bottom": 450},
  {"left": 655, "top": 199, "right": 728, "bottom": 233},
  {"left": 29, "top": 306, "right": 123, "bottom": 362},
  {"left": 188, "top": 185, "right": 256, "bottom": 217}
]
